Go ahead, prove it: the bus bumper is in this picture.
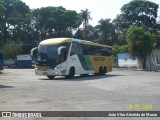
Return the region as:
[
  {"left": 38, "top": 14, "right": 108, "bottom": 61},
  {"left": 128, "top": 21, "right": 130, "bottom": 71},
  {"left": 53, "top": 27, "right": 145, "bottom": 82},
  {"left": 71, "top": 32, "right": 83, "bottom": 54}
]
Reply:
[
  {"left": 35, "top": 69, "right": 58, "bottom": 76},
  {"left": 35, "top": 68, "right": 68, "bottom": 76}
]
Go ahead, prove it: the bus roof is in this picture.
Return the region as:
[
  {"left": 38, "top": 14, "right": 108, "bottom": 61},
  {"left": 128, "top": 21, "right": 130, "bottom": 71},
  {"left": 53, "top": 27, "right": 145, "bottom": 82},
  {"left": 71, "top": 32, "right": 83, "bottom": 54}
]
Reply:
[
  {"left": 73, "top": 39, "right": 111, "bottom": 48},
  {"left": 40, "top": 38, "right": 72, "bottom": 45},
  {"left": 39, "top": 38, "right": 111, "bottom": 48}
]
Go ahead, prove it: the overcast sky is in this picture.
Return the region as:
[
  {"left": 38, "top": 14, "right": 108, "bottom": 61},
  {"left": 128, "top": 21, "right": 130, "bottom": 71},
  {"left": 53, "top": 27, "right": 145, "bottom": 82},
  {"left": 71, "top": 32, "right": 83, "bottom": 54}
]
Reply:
[{"left": 21, "top": 0, "right": 160, "bottom": 26}]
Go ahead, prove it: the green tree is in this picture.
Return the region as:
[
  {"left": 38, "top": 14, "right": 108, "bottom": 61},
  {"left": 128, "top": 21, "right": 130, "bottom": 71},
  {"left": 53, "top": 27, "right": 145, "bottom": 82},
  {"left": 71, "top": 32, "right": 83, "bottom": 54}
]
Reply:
[
  {"left": 126, "top": 25, "right": 154, "bottom": 69},
  {"left": 0, "top": 0, "right": 5, "bottom": 47},
  {"left": 31, "top": 6, "right": 81, "bottom": 39},
  {"left": 74, "top": 25, "right": 99, "bottom": 41},
  {"left": 97, "top": 19, "right": 118, "bottom": 45},
  {"left": 80, "top": 9, "right": 92, "bottom": 39},
  {"left": 114, "top": 0, "right": 159, "bottom": 29},
  {"left": 112, "top": 45, "right": 128, "bottom": 56},
  {"left": 0, "top": 0, "right": 30, "bottom": 44},
  {"left": 3, "top": 44, "right": 23, "bottom": 59}
]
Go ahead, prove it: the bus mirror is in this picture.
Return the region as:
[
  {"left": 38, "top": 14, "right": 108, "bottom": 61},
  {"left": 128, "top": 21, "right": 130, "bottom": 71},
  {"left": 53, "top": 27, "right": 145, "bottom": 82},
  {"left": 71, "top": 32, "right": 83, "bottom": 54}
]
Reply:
[
  {"left": 58, "top": 46, "right": 66, "bottom": 55},
  {"left": 30, "top": 47, "right": 38, "bottom": 61}
]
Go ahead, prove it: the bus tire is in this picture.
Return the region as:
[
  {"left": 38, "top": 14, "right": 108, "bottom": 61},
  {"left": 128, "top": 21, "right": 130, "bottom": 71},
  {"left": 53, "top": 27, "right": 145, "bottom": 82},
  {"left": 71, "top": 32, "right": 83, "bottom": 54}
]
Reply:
[
  {"left": 103, "top": 66, "right": 107, "bottom": 75},
  {"left": 94, "top": 66, "right": 103, "bottom": 75},
  {"left": 99, "top": 66, "right": 103, "bottom": 75},
  {"left": 66, "top": 67, "right": 75, "bottom": 79},
  {"left": 47, "top": 76, "right": 55, "bottom": 79}
]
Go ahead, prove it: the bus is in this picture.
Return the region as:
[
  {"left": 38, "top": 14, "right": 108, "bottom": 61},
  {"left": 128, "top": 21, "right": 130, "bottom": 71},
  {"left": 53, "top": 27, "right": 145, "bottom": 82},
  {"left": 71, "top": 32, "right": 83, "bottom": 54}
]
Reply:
[
  {"left": 0, "top": 51, "right": 4, "bottom": 71},
  {"left": 31, "top": 38, "right": 112, "bottom": 79}
]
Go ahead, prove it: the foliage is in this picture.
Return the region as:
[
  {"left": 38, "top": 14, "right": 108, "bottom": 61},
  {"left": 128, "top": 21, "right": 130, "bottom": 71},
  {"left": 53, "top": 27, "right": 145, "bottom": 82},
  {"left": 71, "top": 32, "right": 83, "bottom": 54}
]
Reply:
[
  {"left": 97, "top": 19, "right": 118, "bottom": 45},
  {"left": 114, "top": 0, "right": 159, "bottom": 29},
  {"left": 112, "top": 45, "right": 128, "bottom": 56},
  {"left": 112, "top": 45, "right": 128, "bottom": 68},
  {"left": 0, "top": 0, "right": 30, "bottom": 44},
  {"left": 126, "top": 25, "right": 154, "bottom": 69},
  {"left": 154, "top": 35, "right": 160, "bottom": 48},
  {"left": 74, "top": 25, "right": 99, "bottom": 41},
  {"left": 80, "top": 9, "right": 92, "bottom": 39},
  {"left": 0, "top": 2, "right": 82, "bottom": 48},
  {"left": 3, "top": 44, "right": 23, "bottom": 59},
  {"left": 0, "top": 0, "right": 159, "bottom": 58},
  {"left": 31, "top": 6, "right": 81, "bottom": 38},
  {"left": 21, "top": 45, "right": 37, "bottom": 54}
]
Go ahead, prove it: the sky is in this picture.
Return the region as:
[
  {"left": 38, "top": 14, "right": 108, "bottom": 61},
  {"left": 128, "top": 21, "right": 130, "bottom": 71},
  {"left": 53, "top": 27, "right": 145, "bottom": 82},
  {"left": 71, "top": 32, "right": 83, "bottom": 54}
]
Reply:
[{"left": 21, "top": 0, "right": 160, "bottom": 26}]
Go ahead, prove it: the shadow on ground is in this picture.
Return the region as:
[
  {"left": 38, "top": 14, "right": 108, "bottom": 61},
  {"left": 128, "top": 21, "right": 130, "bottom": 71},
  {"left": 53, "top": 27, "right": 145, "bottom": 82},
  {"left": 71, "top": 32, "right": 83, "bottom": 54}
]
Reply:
[
  {"left": 0, "top": 84, "right": 14, "bottom": 89},
  {"left": 38, "top": 74, "right": 126, "bottom": 81}
]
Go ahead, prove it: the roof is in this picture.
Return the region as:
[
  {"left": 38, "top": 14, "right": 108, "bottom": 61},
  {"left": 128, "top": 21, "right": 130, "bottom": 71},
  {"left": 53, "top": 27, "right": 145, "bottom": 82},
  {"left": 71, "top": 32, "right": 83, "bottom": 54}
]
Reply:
[
  {"left": 73, "top": 39, "right": 111, "bottom": 48},
  {"left": 39, "top": 38, "right": 111, "bottom": 48},
  {"left": 40, "top": 38, "right": 72, "bottom": 45}
]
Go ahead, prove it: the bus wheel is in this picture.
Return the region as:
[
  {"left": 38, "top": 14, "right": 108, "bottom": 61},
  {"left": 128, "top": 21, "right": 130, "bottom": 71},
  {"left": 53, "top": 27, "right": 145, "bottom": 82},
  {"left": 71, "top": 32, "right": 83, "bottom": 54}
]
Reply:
[
  {"left": 100, "top": 67, "right": 104, "bottom": 75},
  {"left": 66, "top": 67, "right": 75, "bottom": 79},
  {"left": 47, "top": 76, "right": 55, "bottom": 79},
  {"left": 97, "top": 66, "right": 103, "bottom": 75},
  {"left": 94, "top": 67, "right": 102, "bottom": 76},
  {"left": 103, "top": 66, "right": 107, "bottom": 75}
]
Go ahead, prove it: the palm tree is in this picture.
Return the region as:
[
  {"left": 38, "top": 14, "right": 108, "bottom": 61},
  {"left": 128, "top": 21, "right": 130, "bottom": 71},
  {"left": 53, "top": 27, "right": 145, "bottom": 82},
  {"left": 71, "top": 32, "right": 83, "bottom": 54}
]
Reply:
[{"left": 80, "top": 9, "right": 92, "bottom": 39}]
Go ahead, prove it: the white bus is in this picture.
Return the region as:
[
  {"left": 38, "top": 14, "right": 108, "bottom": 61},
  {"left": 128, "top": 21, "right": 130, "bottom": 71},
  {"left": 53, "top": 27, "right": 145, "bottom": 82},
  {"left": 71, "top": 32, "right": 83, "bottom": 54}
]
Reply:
[{"left": 31, "top": 38, "right": 112, "bottom": 79}]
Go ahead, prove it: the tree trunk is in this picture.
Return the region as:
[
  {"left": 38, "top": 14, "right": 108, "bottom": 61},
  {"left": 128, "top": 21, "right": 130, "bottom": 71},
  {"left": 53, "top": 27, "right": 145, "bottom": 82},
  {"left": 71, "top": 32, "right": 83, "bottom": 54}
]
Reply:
[
  {"left": 137, "top": 56, "right": 143, "bottom": 69},
  {"left": 142, "top": 56, "right": 146, "bottom": 70}
]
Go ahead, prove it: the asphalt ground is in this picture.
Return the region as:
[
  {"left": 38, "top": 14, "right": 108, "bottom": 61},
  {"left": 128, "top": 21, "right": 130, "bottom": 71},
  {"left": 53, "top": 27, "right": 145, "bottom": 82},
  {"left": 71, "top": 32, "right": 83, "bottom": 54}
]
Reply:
[{"left": 0, "top": 69, "right": 160, "bottom": 120}]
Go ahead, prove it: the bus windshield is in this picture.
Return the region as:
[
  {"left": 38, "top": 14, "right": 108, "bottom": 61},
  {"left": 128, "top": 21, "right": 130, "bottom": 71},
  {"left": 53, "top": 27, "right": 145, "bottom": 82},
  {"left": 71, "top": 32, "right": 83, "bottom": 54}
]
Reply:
[{"left": 36, "top": 43, "right": 70, "bottom": 67}]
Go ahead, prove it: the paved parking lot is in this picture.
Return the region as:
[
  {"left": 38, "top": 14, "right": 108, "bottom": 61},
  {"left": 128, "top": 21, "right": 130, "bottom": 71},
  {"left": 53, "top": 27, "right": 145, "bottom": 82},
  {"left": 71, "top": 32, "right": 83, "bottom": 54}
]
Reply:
[{"left": 0, "top": 69, "right": 160, "bottom": 120}]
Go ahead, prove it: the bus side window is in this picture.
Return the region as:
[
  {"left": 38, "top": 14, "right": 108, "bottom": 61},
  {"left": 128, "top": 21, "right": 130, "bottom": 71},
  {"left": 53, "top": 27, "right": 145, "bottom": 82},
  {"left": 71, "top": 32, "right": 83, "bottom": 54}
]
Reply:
[
  {"left": 89, "top": 46, "right": 94, "bottom": 55},
  {"left": 82, "top": 44, "right": 88, "bottom": 55},
  {"left": 94, "top": 46, "right": 101, "bottom": 56},
  {"left": 60, "top": 49, "right": 67, "bottom": 62},
  {"left": 102, "top": 49, "right": 107, "bottom": 56},
  {"left": 70, "top": 42, "right": 76, "bottom": 56},
  {"left": 104, "top": 48, "right": 112, "bottom": 56},
  {"left": 77, "top": 43, "right": 82, "bottom": 55},
  {"left": 70, "top": 42, "right": 82, "bottom": 56},
  {"left": 107, "top": 48, "right": 112, "bottom": 56}
]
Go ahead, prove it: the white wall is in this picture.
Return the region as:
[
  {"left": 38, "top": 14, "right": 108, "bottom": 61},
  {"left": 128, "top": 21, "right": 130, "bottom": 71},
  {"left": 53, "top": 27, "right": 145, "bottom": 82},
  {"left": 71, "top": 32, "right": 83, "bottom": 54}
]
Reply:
[
  {"left": 146, "top": 49, "right": 160, "bottom": 71},
  {"left": 118, "top": 52, "right": 139, "bottom": 68}
]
